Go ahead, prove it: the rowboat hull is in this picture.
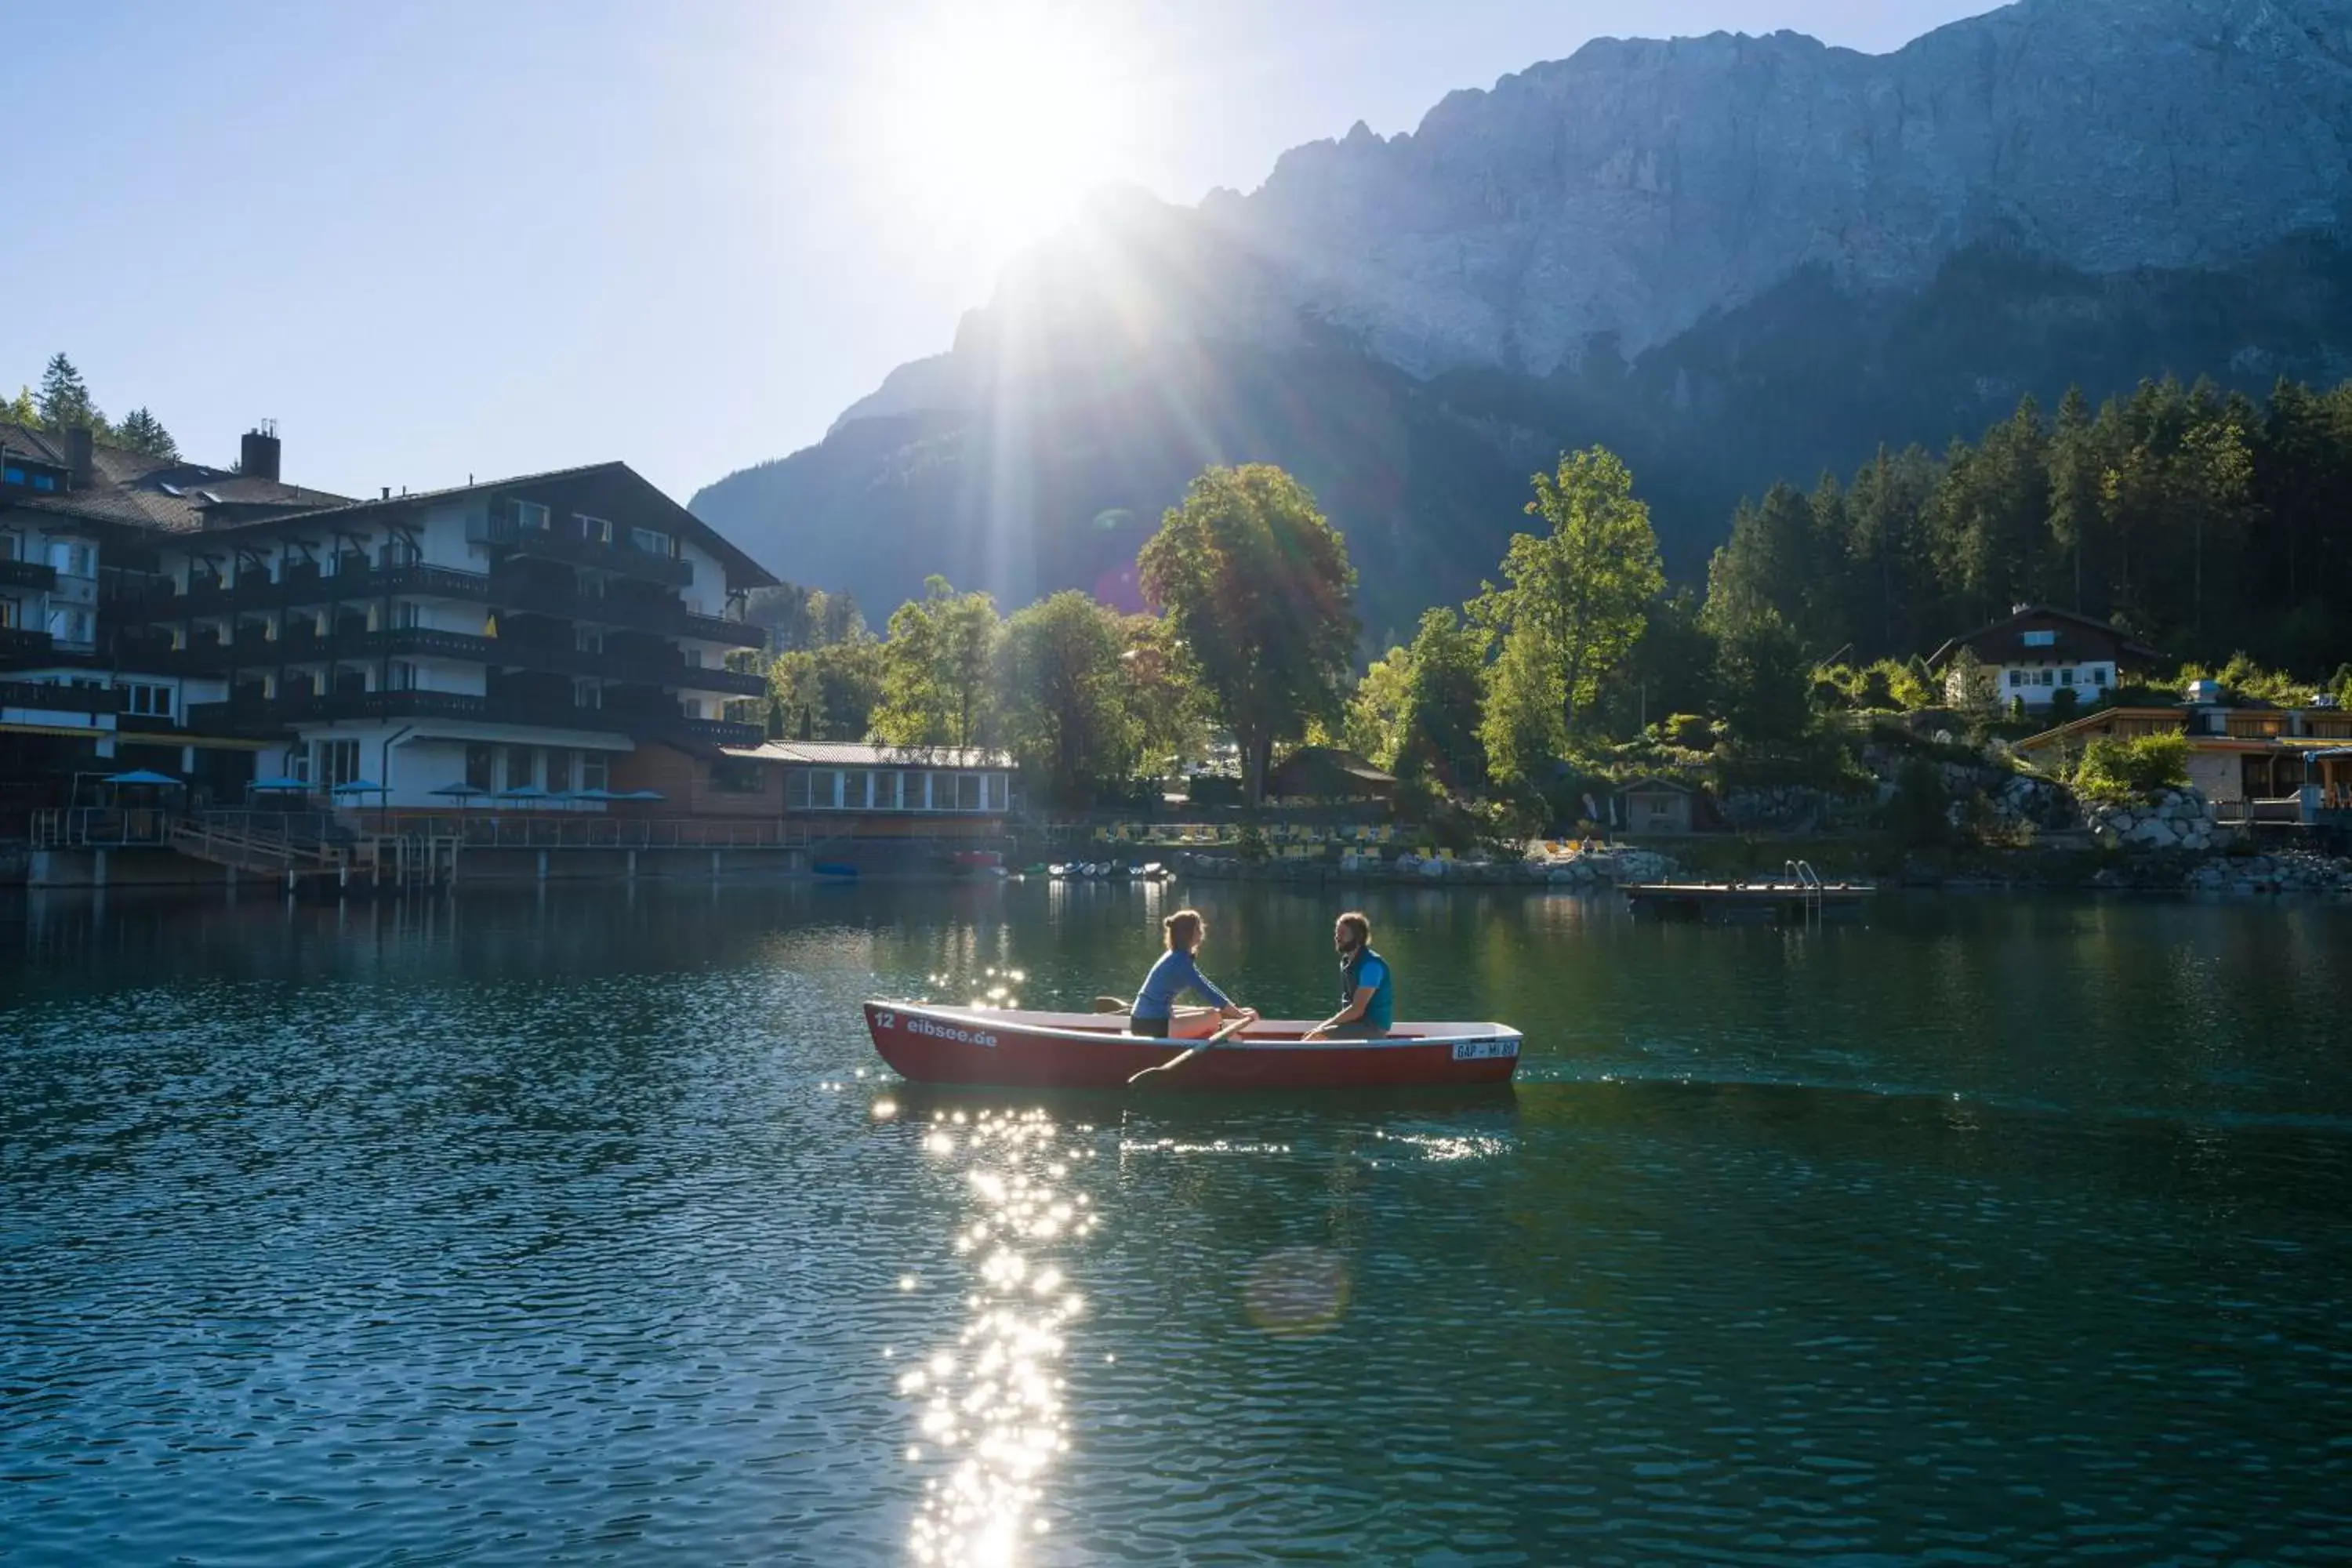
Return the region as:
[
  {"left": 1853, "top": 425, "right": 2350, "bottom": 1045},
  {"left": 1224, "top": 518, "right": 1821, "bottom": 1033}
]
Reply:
[{"left": 862, "top": 1002, "right": 1521, "bottom": 1091}]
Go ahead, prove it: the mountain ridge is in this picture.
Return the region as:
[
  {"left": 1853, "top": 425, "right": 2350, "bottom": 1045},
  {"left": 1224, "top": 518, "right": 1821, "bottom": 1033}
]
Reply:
[{"left": 694, "top": 0, "right": 2352, "bottom": 637}]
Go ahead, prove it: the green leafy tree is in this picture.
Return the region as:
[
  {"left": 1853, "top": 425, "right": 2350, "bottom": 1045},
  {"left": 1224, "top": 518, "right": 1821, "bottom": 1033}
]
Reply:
[
  {"left": 35, "top": 353, "right": 101, "bottom": 432},
  {"left": 768, "top": 633, "right": 884, "bottom": 741},
  {"left": 1138, "top": 464, "right": 1358, "bottom": 807},
  {"left": 870, "top": 576, "right": 1002, "bottom": 748},
  {"left": 114, "top": 407, "right": 179, "bottom": 460},
  {"left": 999, "top": 591, "right": 1140, "bottom": 806},
  {"left": 1392, "top": 607, "right": 1489, "bottom": 789},
  {"left": 1343, "top": 644, "right": 1413, "bottom": 772},
  {"left": 1115, "top": 612, "right": 1209, "bottom": 772},
  {"left": 1473, "top": 447, "right": 1663, "bottom": 782},
  {"left": 2, "top": 386, "right": 35, "bottom": 426}
]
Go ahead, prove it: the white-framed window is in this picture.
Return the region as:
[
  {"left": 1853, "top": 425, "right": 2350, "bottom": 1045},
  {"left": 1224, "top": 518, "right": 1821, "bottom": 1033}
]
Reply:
[
  {"left": 505, "top": 746, "right": 536, "bottom": 790},
  {"left": 545, "top": 747, "right": 573, "bottom": 793},
  {"left": 387, "top": 661, "right": 416, "bottom": 691},
  {"left": 630, "top": 526, "right": 669, "bottom": 557},
  {"left": 2060, "top": 668, "right": 2075, "bottom": 686},
  {"left": 903, "top": 771, "right": 930, "bottom": 811},
  {"left": 2023, "top": 630, "right": 2056, "bottom": 648},
  {"left": 465, "top": 744, "right": 496, "bottom": 792},
  {"left": 573, "top": 679, "right": 602, "bottom": 710},
  {"left": 315, "top": 739, "right": 361, "bottom": 790},
  {"left": 124, "top": 684, "right": 173, "bottom": 717},
  {"left": 954, "top": 773, "right": 982, "bottom": 811},
  {"left": 576, "top": 514, "right": 612, "bottom": 543},
  {"left": 575, "top": 626, "right": 601, "bottom": 652},
  {"left": 985, "top": 772, "right": 1007, "bottom": 811},
  {"left": 580, "top": 753, "right": 609, "bottom": 793},
  {"left": 873, "top": 772, "right": 901, "bottom": 811},
  {"left": 0, "top": 599, "right": 15, "bottom": 630},
  {"left": 785, "top": 769, "right": 812, "bottom": 810},
  {"left": 2009, "top": 670, "right": 2023, "bottom": 688},
  {"left": 516, "top": 501, "right": 551, "bottom": 532},
  {"left": 0, "top": 531, "right": 19, "bottom": 561},
  {"left": 2092, "top": 666, "right": 2110, "bottom": 687},
  {"left": 383, "top": 601, "right": 421, "bottom": 630}
]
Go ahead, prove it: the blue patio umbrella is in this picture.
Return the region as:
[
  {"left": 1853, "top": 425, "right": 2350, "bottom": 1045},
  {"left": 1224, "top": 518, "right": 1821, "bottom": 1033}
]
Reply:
[
  {"left": 617, "top": 788, "right": 666, "bottom": 802},
  {"left": 250, "top": 776, "right": 310, "bottom": 793},
  {"left": 104, "top": 769, "right": 184, "bottom": 788},
  {"left": 429, "top": 782, "right": 485, "bottom": 800},
  {"left": 493, "top": 783, "right": 550, "bottom": 804},
  {"left": 329, "top": 779, "right": 385, "bottom": 796}
]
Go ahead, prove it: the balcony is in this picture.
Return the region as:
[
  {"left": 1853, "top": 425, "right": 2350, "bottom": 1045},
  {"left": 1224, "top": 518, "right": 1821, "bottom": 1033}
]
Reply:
[
  {"left": 489, "top": 568, "right": 766, "bottom": 648},
  {"left": 0, "top": 557, "right": 58, "bottom": 591},
  {"left": 1, "top": 678, "right": 117, "bottom": 717},
  {"left": 473, "top": 513, "right": 695, "bottom": 587},
  {"left": 0, "top": 626, "right": 56, "bottom": 662},
  {"left": 184, "top": 688, "right": 764, "bottom": 747}
]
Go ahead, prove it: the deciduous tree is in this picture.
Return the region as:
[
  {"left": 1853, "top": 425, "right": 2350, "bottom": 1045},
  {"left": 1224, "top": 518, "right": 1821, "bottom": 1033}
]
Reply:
[
  {"left": 870, "top": 576, "right": 1002, "bottom": 748},
  {"left": 1138, "top": 465, "right": 1358, "bottom": 807}
]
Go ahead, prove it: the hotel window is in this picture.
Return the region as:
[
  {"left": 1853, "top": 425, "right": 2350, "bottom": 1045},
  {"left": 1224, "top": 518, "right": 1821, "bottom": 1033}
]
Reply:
[
  {"left": 0, "top": 600, "right": 14, "bottom": 629},
  {"left": 506, "top": 746, "right": 537, "bottom": 791},
  {"left": 576, "top": 514, "right": 612, "bottom": 543},
  {"left": 2092, "top": 666, "right": 2109, "bottom": 687},
  {"left": 465, "top": 744, "right": 496, "bottom": 792},
  {"left": 2060, "top": 668, "right": 2076, "bottom": 686},
  {"left": 387, "top": 601, "right": 421, "bottom": 630},
  {"left": 123, "top": 684, "right": 172, "bottom": 717},
  {"left": 544, "top": 748, "right": 573, "bottom": 793},
  {"left": 575, "top": 626, "right": 602, "bottom": 652},
  {"left": 710, "top": 758, "right": 764, "bottom": 793},
  {"left": 630, "top": 526, "right": 670, "bottom": 557},
  {"left": 315, "top": 739, "right": 361, "bottom": 790},
  {"left": 574, "top": 679, "right": 602, "bottom": 710},
  {"left": 0, "top": 532, "right": 18, "bottom": 560},
  {"left": 2008, "top": 670, "right": 2023, "bottom": 688},
  {"left": 516, "top": 501, "right": 551, "bottom": 532},
  {"left": 2022, "top": 630, "right": 2056, "bottom": 648},
  {"left": 785, "top": 769, "right": 812, "bottom": 810},
  {"left": 387, "top": 661, "right": 416, "bottom": 691},
  {"left": 581, "top": 753, "right": 609, "bottom": 793}
]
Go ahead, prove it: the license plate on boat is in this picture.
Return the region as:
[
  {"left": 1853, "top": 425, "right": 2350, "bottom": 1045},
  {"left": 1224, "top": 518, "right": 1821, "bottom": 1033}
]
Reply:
[{"left": 1450, "top": 1037, "right": 1518, "bottom": 1061}]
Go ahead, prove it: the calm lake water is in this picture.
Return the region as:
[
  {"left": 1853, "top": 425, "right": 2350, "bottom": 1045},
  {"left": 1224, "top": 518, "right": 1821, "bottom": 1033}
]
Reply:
[{"left": 3, "top": 881, "right": 2350, "bottom": 1566}]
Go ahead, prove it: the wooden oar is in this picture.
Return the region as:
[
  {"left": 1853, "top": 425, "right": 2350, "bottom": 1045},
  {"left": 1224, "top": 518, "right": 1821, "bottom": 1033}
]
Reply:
[{"left": 1127, "top": 1014, "right": 1253, "bottom": 1086}]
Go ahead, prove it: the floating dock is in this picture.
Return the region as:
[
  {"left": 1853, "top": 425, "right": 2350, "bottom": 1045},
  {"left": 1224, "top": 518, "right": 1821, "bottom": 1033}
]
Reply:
[{"left": 1624, "top": 880, "right": 1876, "bottom": 925}]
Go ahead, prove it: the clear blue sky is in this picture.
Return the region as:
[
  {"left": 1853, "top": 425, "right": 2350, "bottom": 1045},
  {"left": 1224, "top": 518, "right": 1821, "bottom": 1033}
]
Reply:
[{"left": 2, "top": 1, "right": 1994, "bottom": 507}]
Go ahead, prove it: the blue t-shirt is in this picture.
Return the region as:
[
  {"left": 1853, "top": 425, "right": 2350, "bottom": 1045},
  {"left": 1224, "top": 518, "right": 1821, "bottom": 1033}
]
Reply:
[
  {"left": 1133, "top": 948, "right": 1232, "bottom": 1019},
  {"left": 1341, "top": 948, "right": 1394, "bottom": 1030}
]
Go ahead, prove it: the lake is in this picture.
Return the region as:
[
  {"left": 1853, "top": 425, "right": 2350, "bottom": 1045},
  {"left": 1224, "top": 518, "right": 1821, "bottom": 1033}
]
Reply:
[{"left": 3, "top": 882, "right": 2349, "bottom": 1565}]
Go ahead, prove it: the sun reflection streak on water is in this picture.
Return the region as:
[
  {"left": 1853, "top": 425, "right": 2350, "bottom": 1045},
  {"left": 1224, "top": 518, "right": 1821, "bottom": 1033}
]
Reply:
[{"left": 905, "top": 1109, "right": 1091, "bottom": 1566}]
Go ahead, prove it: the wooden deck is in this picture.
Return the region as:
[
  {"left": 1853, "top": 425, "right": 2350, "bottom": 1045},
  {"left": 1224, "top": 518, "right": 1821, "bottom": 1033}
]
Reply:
[{"left": 1624, "top": 880, "right": 1876, "bottom": 924}]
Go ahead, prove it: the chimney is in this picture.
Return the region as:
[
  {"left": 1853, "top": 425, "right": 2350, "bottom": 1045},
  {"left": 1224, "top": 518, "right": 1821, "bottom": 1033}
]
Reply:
[
  {"left": 65, "top": 425, "right": 96, "bottom": 489},
  {"left": 240, "top": 421, "right": 281, "bottom": 482},
  {"left": 380, "top": 486, "right": 390, "bottom": 501}
]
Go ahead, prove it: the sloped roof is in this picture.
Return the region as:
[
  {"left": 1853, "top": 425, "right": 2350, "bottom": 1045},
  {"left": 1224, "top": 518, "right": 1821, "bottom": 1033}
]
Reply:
[
  {"left": 0, "top": 422, "right": 349, "bottom": 533},
  {"left": 1926, "top": 605, "right": 2166, "bottom": 670}
]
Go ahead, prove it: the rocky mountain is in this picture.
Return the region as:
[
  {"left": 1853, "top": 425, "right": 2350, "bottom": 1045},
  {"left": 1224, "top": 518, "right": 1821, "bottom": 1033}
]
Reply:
[{"left": 694, "top": 0, "right": 2352, "bottom": 644}]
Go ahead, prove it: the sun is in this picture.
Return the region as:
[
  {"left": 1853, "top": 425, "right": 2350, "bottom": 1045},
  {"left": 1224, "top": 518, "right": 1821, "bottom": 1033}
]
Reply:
[{"left": 873, "top": 3, "right": 1133, "bottom": 263}]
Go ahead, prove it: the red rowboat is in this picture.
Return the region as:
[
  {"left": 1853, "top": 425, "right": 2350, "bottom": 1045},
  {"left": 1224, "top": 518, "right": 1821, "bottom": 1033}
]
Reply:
[{"left": 862, "top": 1001, "right": 1522, "bottom": 1091}]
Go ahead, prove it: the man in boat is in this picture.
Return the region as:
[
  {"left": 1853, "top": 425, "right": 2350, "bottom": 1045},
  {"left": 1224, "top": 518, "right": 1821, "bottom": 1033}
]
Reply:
[
  {"left": 1304, "top": 910, "right": 1392, "bottom": 1040},
  {"left": 1130, "top": 909, "right": 1257, "bottom": 1038}
]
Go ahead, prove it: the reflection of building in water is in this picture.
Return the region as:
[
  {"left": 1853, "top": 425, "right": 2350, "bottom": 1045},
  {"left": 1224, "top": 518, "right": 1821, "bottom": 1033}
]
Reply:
[{"left": 904, "top": 1109, "right": 1093, "bottom": 1565}]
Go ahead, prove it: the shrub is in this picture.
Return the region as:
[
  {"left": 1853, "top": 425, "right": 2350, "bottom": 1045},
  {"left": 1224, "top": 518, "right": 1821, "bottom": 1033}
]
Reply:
[
  {"left": 2048, "top": 686, "right": 2080, "bottom": 723},
  {"left": 1658, "top": 712, "right": 1715, "bottom": 750},
  {"left": 1186, "top": 773, "right": 1241, "bottom": 807},
  {"left": 2073, "top": 732, "right": 2190, "bottom": 802}
]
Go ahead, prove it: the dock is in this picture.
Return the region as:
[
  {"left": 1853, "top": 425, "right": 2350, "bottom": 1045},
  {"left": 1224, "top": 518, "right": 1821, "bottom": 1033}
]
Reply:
[{"left": 1624, "top": 878, "right": 1876, "bottom": 925}]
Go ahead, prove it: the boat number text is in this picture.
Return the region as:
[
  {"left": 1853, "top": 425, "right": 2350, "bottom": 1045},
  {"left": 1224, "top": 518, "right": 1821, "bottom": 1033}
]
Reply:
[{"left": 1450, "top": 1037, "right": 1519, "bottom": 1062}]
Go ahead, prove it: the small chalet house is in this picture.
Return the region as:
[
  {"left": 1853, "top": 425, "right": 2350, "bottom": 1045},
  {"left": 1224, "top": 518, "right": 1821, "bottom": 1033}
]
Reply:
[{"left": 1927, "top": 605, "right": 2165, "bottom": 710}]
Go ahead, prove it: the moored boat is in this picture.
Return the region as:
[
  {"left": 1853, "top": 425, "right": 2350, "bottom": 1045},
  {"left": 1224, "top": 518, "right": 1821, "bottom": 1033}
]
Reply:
[{"left": 862, "top": 1001, "right": 1522, "bottom": 1091}]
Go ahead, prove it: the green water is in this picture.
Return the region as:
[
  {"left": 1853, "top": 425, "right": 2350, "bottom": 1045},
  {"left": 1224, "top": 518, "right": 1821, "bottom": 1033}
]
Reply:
[{"left": 3, "top": 882, "right": 2349, "bottom": 1565}]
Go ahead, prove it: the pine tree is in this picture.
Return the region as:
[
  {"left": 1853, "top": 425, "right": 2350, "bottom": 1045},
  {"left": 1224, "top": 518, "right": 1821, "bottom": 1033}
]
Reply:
[
  {"left": 114, "top": 407, "right": 180, "bottom": 460},
  {"left": 35, "top": 353, "right": 101, "bottom": 431},
  {"left": 2, "top": 386, "right": 35, "bottom": 427}
]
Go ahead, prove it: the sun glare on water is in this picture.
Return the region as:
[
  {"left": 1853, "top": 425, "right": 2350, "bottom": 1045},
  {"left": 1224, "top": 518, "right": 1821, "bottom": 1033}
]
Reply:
[{"left": 873, "top": 2, "right": 1134, "bottom": 262}]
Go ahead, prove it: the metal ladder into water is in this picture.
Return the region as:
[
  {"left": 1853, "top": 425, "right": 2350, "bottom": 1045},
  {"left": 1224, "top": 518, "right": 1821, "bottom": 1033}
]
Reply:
[{"left": 1784, "top": 858, "right": 1825, "bottom": 927}]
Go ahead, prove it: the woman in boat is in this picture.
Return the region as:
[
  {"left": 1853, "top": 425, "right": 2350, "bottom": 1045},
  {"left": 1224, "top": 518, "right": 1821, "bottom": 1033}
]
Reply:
[{"left": 1131, "top": 909, "right": 1257, "bottom": 1038}]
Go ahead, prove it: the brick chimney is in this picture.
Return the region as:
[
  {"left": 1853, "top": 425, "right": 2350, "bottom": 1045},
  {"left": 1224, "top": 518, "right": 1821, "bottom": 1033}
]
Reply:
[
  {"left": 64, "top": 425, "right": 95, "bottom": 489},
  {"left": 240, "top": 421, "right": 281, "bottom": 482}
]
